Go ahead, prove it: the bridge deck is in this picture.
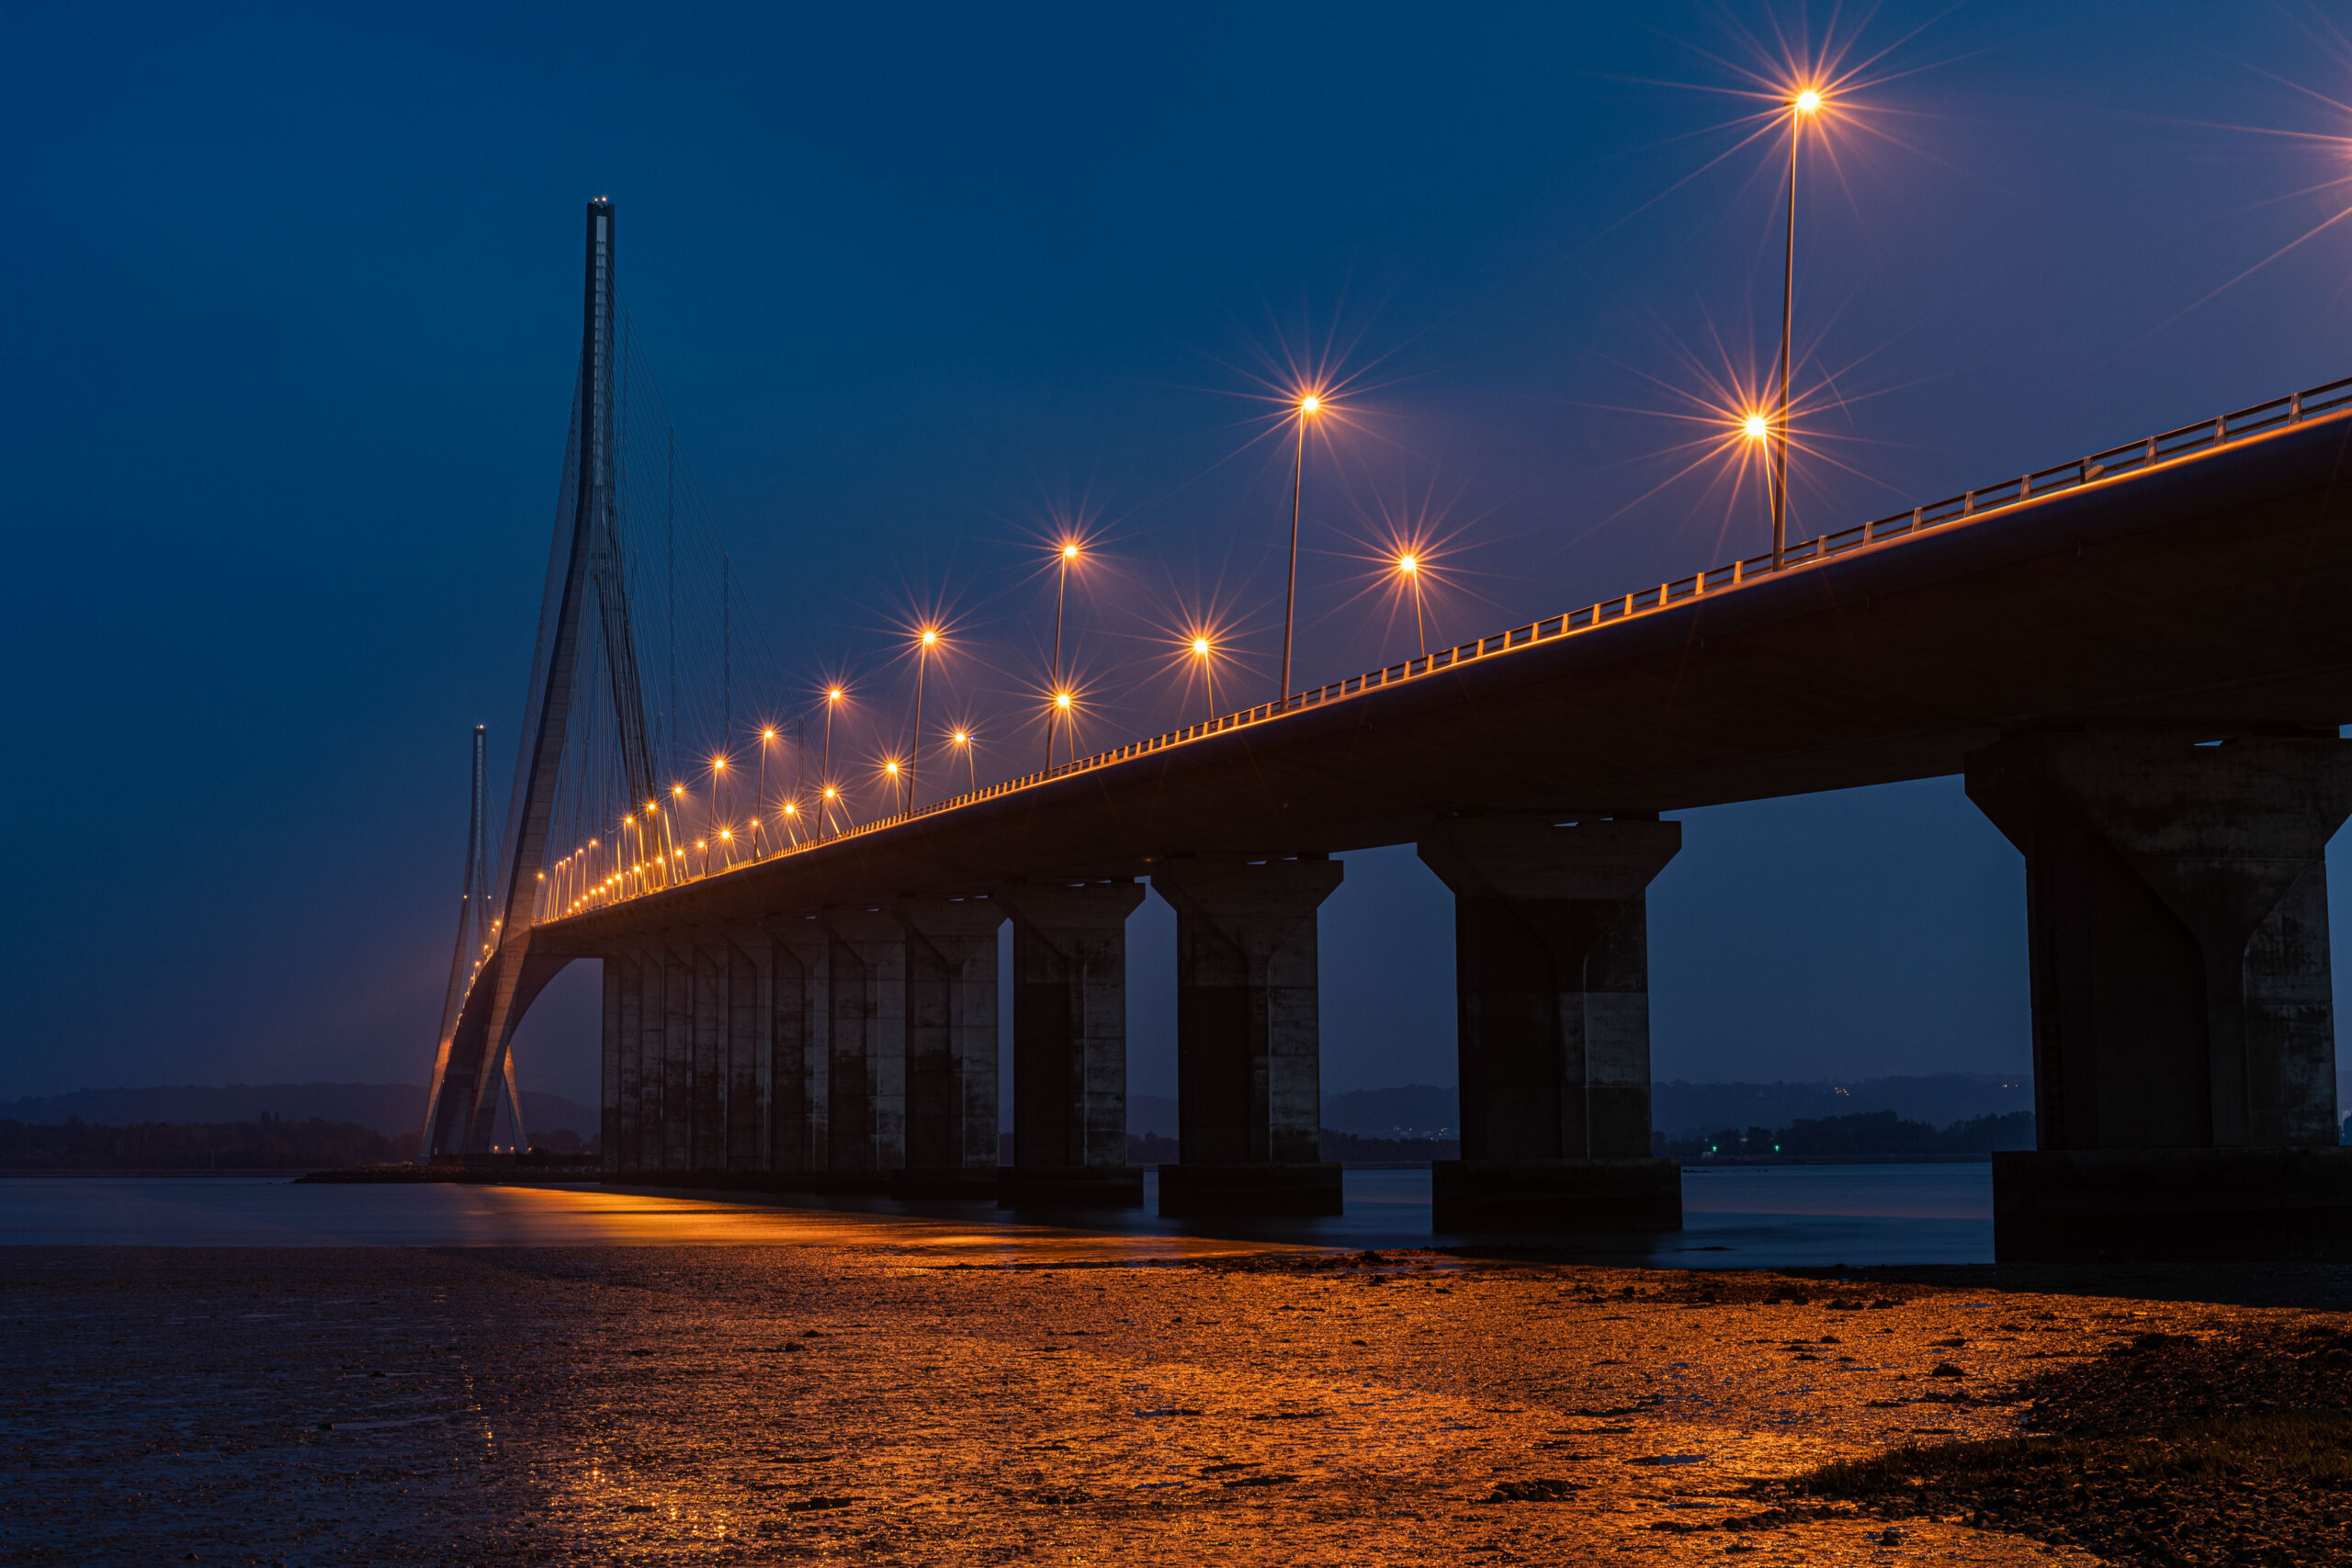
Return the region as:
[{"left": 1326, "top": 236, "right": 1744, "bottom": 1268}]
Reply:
[{"left": 538, "top": 389, "right": 2352, "bottom": 949}]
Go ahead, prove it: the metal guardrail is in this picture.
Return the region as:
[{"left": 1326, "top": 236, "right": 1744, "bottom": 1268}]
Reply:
[{"left": 548, "top": 373, "right": 2352, "bottom": 920}]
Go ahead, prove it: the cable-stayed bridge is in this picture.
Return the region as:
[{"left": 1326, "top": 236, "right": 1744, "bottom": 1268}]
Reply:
[{"left": 422, "top": 200, "right": 2352, "bottom": 1262}]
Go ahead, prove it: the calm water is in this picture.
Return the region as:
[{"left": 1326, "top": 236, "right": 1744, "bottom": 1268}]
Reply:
[{"left": 0, "top": 1163, "right": 1991, "bottom": 1266}]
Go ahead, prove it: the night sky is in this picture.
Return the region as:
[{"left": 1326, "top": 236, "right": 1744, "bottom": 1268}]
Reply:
[{"left": 9, "top": 3, "right": 2352, "bottom": 1110}]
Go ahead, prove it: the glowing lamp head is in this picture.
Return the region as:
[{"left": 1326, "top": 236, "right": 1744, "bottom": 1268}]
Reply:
[
  {"left": 695, "top": 840, "right": 707, "bottom": 851},
  {"left": 885, "top": 761, "right": 899, "bottom": 775},
  {"left": 719, "top": 829, "right": 731, "bottom": 840},
  {"left": 953, "top": 730, "right": 969, "bottom": 744},
  {"left": 672, "top": 784, "right": 684, "bottom": 796},
  {"left": 829, "top": 687, "right": 843, "bottom": 702},
  {"left": 784, "top": 802, "right": 798, "bottom": 816},
  {"left": 921, "top": 629, "right": 938, "bottom": 647},
  {"left": 762, "top": 728, "right": 776, "bottom": 740},
  {"left": 1055, "top": 691, "right": 1072, "bottom": 710},
  {"left": 1742, "top": 412, "right": 1770, "bottom": 442},
  {"left": 824, "top": 785, "right": 838, "bottom": 799},
  {"left": 1059, "top": 541, "right": 1080, "bottom": 561},
  {"left": 1397, "top": 554, "right": 1418, "bottom": 575},
  {"left": 712, "top": 756, "right": 726, "bottom": 771},
  {"left": 1298, "top": 393, "right": 1322, "bottom": 416},
  {"left": 1192, "top": 637, "right": 1210, "bottom": 657},
  {"left": 1794, "top": 88, "right": 1821, "bottom": 114}
]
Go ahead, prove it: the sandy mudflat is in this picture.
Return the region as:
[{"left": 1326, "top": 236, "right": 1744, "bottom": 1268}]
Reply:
[{"left": 6, "top": 1237, "right": 2344, "bottom": 1565}]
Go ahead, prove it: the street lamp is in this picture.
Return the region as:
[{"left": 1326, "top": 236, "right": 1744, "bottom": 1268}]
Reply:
[
  {"left": 1190, "top": 634, "right": 1216, "bottom": 723},
  {"left": 1047, "top": 541, "right": 1080, "bottom": 768},
  {"left": 756, "top": 727, "right": 777, "bottom": 853},
  {"left": 1773, "top": 85, "right": 1824, "bottom": 570},
  {"left": 952, "top": 728, "right": 976, "bottom": 793},
  {"left": 821, "top": 685, "right": 844, "bottom": 831},
  {"left": 910, "top": 627, "right": 939, "bottom": 807},
  {"left": 1280, "top": 392, "right": 1324, "bottom": 704},
  {"left": 1396, "top": 552, "right": 1427, "bottom": 659},
  {"left": 1051, "top": 687, "right": 1074, "bottom": 766}
]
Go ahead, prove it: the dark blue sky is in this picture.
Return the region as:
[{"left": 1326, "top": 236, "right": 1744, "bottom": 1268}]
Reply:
[{"left": 8, "top": 3, "right": 2352, "bottom": 1107}]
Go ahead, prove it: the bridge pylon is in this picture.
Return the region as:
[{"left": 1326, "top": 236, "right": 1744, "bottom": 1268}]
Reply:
[{"left": 421, "top": 197, "right": 658, "bottom": 1159}]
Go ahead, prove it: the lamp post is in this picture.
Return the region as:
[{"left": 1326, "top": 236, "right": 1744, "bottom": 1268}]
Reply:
[
  {"left": 821, "top": 686, "right": 843, "bottom": 830},
  {"left": 757, "top": 727, "right": 776, "bottom": 853},
  {"left": 711, "top": 754, "right": 729, "bottom": 852},
  {"left": 1772, "top": 87, "right": 1822, "bottom": 570},
  {"left": 1047, "top": 542, "right": 1079, "bottom": 768},
  {"left": 1279, "top": 394, "right": 1322, "bottom": 704},
  {"left": 910, "top": 627, "right": 938, "bottom": 807}
]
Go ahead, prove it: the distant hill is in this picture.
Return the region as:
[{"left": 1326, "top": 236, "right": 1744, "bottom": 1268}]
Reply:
[
  {"left": 0, "top": 1083, "right": 598, "bottom": 1140},
  {"left": 1317, "top": 1077, "right": 2034, "bottom": 1141},
  {"left": 1324, "top": 1085, "right": 1458, "bottom": 1138},
  {"left": 1651, "top": 1076, "right": 2032, "bottom": 1138}
]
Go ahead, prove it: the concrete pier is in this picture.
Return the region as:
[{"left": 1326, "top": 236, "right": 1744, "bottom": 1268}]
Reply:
[
  {"left": 723, "top": 934, "right": 765, "bottom": 1171},
  {"left": 1967, "top": 731, "right": 2352, "bottom": 1260},
  {"left": 891, "top": 897, "right": 1004, "bottom": 1198},
  {"left": 632, "top": 942, "right": 667, "bottom": 1174},
  {"left": 1151, "top": 856, "right": 1344, "bottom": 1217},
  {"left": 996, "top": 881, "right": 1146, "bottom": 1207},
  {"left": 690, "top": 940, "right": 729, "bottom": 1173},
  {"left": 767, "top": 922, "right": 831, "bottom": 1186},
  {"left": 818, "top": 908, "right": 908, "bottom": 1190},
  {"left": 600, "top": 953, "right": 628, "bottom": 1174},
  {"left": 661, "top": 937, "right": 693, "bottom": 1173},
  {"left": 1416, "top": 818, "right": 1681, "bottom": 1232}
]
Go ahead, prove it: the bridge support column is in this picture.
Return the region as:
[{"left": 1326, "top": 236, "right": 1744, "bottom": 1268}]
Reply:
[
  {"left": 604, "top": 953, "right": 635, "bottom": 1172},
  {"left": 1152, "top": 856, "right": 1345, "bottom": 1217},
  {"left": 1966, "top": 731, "right": 2352, "bottom": 1261},
  {"left": 690, "top": 937, "right": 729, "bottom": 1178},
  {"left": 818, "top": 908, "right": 908, "bottom": 1190},
  {"left": 632, "top": 940, "right": 669, "bottom": 1177},
  {"left": 1416, "top": 817, "right": 1683, "bottom": 1233},
  {"left": 890, "top": 897, "right": 1004, "bottom": 1198},
  {"left": 995, "top": 881, "right": 1147, "bottom": 1207},
  {"left": 722, "top": 931, "right": 768, "bottom": 1175},
  {"left": 765, "top": 922, "right": 831, "bottom": 1188},
  {"left": 660, "top": 936, "right": 694, "bottom": 1176}
]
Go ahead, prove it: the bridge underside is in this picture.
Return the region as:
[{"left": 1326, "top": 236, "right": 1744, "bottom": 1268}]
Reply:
[
  {"left": 541, "top": 413, "right": 2352, "bottom": 928},
  {"left": 526, "top": 409, "right": 2352, "bottom": 1259}
]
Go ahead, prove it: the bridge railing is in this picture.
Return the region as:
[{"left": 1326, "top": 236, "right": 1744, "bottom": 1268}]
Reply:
[{"left": 548, "top": 370, "right": 2352, "bottom": 919}]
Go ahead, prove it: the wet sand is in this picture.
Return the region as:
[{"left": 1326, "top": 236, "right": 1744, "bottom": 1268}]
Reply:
[{"left": 6, "top": 1221, "right": 2345, "bottom": 1565}]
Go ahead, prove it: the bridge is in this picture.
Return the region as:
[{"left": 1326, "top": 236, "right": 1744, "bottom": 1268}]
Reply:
[{"left": 421, "top": 200, "right": 2352, "bottom": 1262}]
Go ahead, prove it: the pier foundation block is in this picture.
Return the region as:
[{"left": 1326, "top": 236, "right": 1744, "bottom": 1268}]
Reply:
[
  {"left": 1968, "top": 731, "right": 2352, "bottom": 1261},
  {"left": 1418, "top": 817, "right": 1682, "bottom": 1233}
]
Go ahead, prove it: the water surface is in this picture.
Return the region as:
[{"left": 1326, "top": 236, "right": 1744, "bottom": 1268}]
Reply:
[{"left": 0, "top": 1162, "right": 1991, "bottom": 1266}]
